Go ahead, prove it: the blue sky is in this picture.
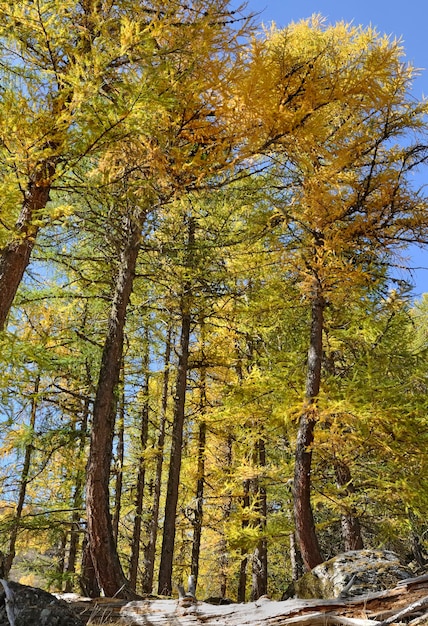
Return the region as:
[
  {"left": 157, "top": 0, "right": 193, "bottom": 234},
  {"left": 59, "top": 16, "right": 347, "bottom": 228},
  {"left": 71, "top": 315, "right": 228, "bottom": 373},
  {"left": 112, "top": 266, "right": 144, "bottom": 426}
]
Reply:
[{"left": 242, "top": 0, "right": 428, "bottom": 297}]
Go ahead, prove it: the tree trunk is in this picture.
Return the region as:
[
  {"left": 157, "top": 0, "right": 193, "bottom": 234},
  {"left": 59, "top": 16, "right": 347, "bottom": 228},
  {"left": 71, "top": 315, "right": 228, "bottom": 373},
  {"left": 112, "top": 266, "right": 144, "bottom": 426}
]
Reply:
[
  {"left": 293, "top": 285, "right": 324, "bottom": 571},
  {"left": 251, "top": 437, "right": 268, "bottom": 601},
  {"left": 289, "top": 532, "right": 304, "bottom": 582},
  {"left": 334, "top": 461, "right": 364, "bottom": 552},
  {"left": 190, "top": 419, "right": 206, "bottom": 589},
  {"left": 86, "top": 212, "right": 143, "bottom": 599},
  {"left": 218, "top": 433, "right": 233, "bottom": 599},
  {"left": 65, "top": 390, "right": 91, "bottom": 593},
  {"left": 112, "top": 382, "right": 125, "bottom": 546},
  {"left": 142, "top": 328, "right": 172, "bottom": 594},
  {"left": 157, "top": 217, "right": 194, "bottom": 596},
  {"left": 237, "top": 479, "right": 251, "bottom": 603},
  {"left": 4, "top": 374, "right": 40, "bottom": 577},
  {"left": 129, "top": 339, "right": 150, "bottom": 591},
  {"left": 80, "top": 535, "right": 101, "bottom": 598},
  {"left": 190, "top": 345, "right": 207, "bottom": 590},
  {"left": 157, "top": 307, "right": 191, "bottom": 595},
  {"left": 0, "top": 160, "right": 56, "bottom": 331}
]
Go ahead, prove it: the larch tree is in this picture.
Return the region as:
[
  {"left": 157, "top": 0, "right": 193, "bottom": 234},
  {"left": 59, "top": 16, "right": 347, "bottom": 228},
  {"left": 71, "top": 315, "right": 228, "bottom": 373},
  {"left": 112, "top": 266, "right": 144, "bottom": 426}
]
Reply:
[
  {"left": 83, "top": 0, "right": 255, "bottom": 598},
  {"left": 0, "top": 0, "right": 161, "bottom": 330},
  {"left": 260, "top": 19, "right": 428, "bottom": 569}
]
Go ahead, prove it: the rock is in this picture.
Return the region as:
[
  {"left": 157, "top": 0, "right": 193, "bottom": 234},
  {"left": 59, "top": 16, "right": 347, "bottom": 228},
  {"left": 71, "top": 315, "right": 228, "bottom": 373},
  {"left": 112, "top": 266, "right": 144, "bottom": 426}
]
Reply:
[
  {"left": 294, "top": 549, "right": 414, "bottom": 599},
  {"left": 204, "top": 597, "right": 234, "bottom": 605},
  {"left": 0, "top": 580, "right": 84, "bottom": 626}
]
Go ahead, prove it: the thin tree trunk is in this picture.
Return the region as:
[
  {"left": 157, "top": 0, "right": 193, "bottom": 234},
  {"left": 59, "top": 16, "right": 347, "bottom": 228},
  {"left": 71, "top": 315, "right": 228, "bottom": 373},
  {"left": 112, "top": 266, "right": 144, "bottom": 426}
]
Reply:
[
  {"left": 157, "top": 307, "right": 191, "bottom": 595},
  {"left": 4, "top": 374, "right": 40, "bottom": 577},
  {"left": 112, "top": 381, "right": 125, "bottom": 546},
  {"left": 86, "top": 212, "right": 143, "bottom": 599},
  {"left": 219, "top": 434, "right": 234, "bottom": 599},
  {"left": 57, "top": 531, "right": 68, "bottom": 591},
  {"left": 334, "top": 461, "right": 364, "bottom": 552},
  {"left": 191, "top": 420, "right": 206, "bottom": 589},
  {"left": 251, "top": 437, "right": 268, "bottom": 601},
  {"left": 65, "top": 391, "right": 91, "bottom": 593},
  {"left": 190, "top": 338, "right": 207, "bottom": 590},
  {"left": 142, "top": 327, "right": 172, "bottom": 594},
  {"left": 237, "top": 479, "right": 250, "bottom": 603},
  {"left": 293, "top": 284, "right": 324, "bottom": 571},
  {"left": 289, "top": 532, "right": 304, "bottom": 582},
  {"left": 80, "top": 535, "right": 101, "bottom": 598},
  {"left": 129, "top": 338, "right": 150, "bottom": 591},
  {"left": 157, "top": 217, "right": 194, "bottom": 596},
  {"left": 0, "top": 160, "right": 56, "bottom": 331}
]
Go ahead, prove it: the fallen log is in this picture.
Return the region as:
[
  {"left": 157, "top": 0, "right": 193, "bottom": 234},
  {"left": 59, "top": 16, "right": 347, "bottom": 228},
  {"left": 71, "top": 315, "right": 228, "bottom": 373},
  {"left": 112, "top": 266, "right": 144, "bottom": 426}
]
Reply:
[{"left": 116, "top": 574, "right": 428, "bottom": 626}]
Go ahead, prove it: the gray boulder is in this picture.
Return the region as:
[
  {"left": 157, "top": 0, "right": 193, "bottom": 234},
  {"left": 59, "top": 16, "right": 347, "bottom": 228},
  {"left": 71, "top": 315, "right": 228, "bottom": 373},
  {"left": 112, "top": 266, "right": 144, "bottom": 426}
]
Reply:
[
  {"left": 294, "top": 549, "right": 413, "bottom": 599},
  {"left": 0, "top": 580, "right": 84, "bottom": 626}
]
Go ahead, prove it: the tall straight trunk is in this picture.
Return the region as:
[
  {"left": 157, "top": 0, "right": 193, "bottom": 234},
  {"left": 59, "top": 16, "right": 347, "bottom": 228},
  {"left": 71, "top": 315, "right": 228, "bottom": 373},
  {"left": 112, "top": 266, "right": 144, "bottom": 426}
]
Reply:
[
  {"left": 112, "top": 384, "right": 125, "bottom": 545},
  {"left": 158, "top": 216, "right": 194, "bottom": 596},
  {"left": 190, "top": 340, "right": 207, "bottom": 590},
  {"left": 237, "top": 479, "right": 251, "bottom": 603},
  {"left": 0, "top": 158, "right": 57, "bottom": 331},
  {"left": 86, "top": 212, "right": 143, "bottom": 599},
  {"left": 334, "top": 460, "right": 364, "bottom": 551},
  {"left": 157, "top": 307, "right": 191, "bottom": 595},
  {"left": 80, "top": 536, "right": 100, "bottom": 598},
  {"left": 142, "top": 328, "right": 172, "bottom": 594},
  {"left": 190, "top": 419, "right": 206, "bottom": 589},
  {"left": 129, "top": 338, "right": 150, "bottom": 591},
  {"left": 289, "top": 532, "right": 304, "bottom": 582},
  {"left": 4, "top": 374, "right": 40, "bottom": 577},
  {"left": 65, "top": 393, "right": 90, "bottom": 592},
  {"left": 219, "top": 434, "right": 234, "bottom": 599},
  {"left": 251, "top": 437, "right": 268, "bottom": 601},
  {"left": 57, "top": 531, "right": 68, "bottom": 590},
  {"left": 293, "top": 284, "right": 324, "bottom": 571}
]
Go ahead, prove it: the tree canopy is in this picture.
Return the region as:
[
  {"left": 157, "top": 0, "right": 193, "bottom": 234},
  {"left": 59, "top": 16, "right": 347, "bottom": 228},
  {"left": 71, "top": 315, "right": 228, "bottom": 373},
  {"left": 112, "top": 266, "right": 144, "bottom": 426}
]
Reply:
[{"left": 1, "top": 3, "right": 428, "bottom": 601}]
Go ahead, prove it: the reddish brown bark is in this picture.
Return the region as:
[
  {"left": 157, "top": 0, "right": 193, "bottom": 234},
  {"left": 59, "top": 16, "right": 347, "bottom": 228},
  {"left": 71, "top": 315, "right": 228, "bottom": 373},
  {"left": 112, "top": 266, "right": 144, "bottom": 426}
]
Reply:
[
  {"left": 190, "top": 419, "right": 206, "bottom": 588},
  {"left": 142, "top": 329, "right": 172, "bottom": 594},
  {"left": 0, "top": 160, "right": 56, "bottom": 331},
  {"left": 334, "top": 461, "right": 364, "bottom": 552},
  {"left": 86, "top": 213, "right": 142, "bottom": 599},
  {"left": 157, "top": 217, "right": 194, "bottom": 596},
  {"left": 157, "top": 306, "right": 191, "bottom": 596},
  {"left": 129, "top": 340, "right": 150, "bottom": 591},
  {"left": 112, "top": 386, "right": 125, "bottom": 545},
  {"left": 293, "top": 286, "right": 324, "bottom": 571}
]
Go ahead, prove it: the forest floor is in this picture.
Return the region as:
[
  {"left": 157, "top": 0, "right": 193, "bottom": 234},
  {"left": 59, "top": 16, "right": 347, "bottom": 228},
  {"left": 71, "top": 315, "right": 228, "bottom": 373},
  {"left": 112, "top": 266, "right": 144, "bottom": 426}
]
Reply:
[{"left": 63, "top": 573, "right": 428, "bottom": 625}]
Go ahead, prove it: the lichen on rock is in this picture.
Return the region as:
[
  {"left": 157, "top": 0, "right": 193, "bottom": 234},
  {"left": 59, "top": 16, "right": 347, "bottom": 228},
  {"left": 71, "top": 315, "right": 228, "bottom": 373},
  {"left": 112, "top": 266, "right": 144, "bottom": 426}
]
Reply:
[{"left": 294, "top": 549, "right": 414, "bottom": 599}]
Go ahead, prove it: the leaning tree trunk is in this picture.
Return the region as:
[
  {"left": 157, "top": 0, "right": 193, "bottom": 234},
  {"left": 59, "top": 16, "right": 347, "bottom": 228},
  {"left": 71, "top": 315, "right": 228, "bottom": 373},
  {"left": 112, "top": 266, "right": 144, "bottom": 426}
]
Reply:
[
  {"left": 0, "top": 159, "right": 56, "bottom": 331},
  {"left": 293, "top": 284, "right": 324, "bottom": 571},
  {"left": 142, "top": 328, "right": 172, "bottom": 594},
  {"left": 86, "top": 212, "right": 143, "bottom": 599}
]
